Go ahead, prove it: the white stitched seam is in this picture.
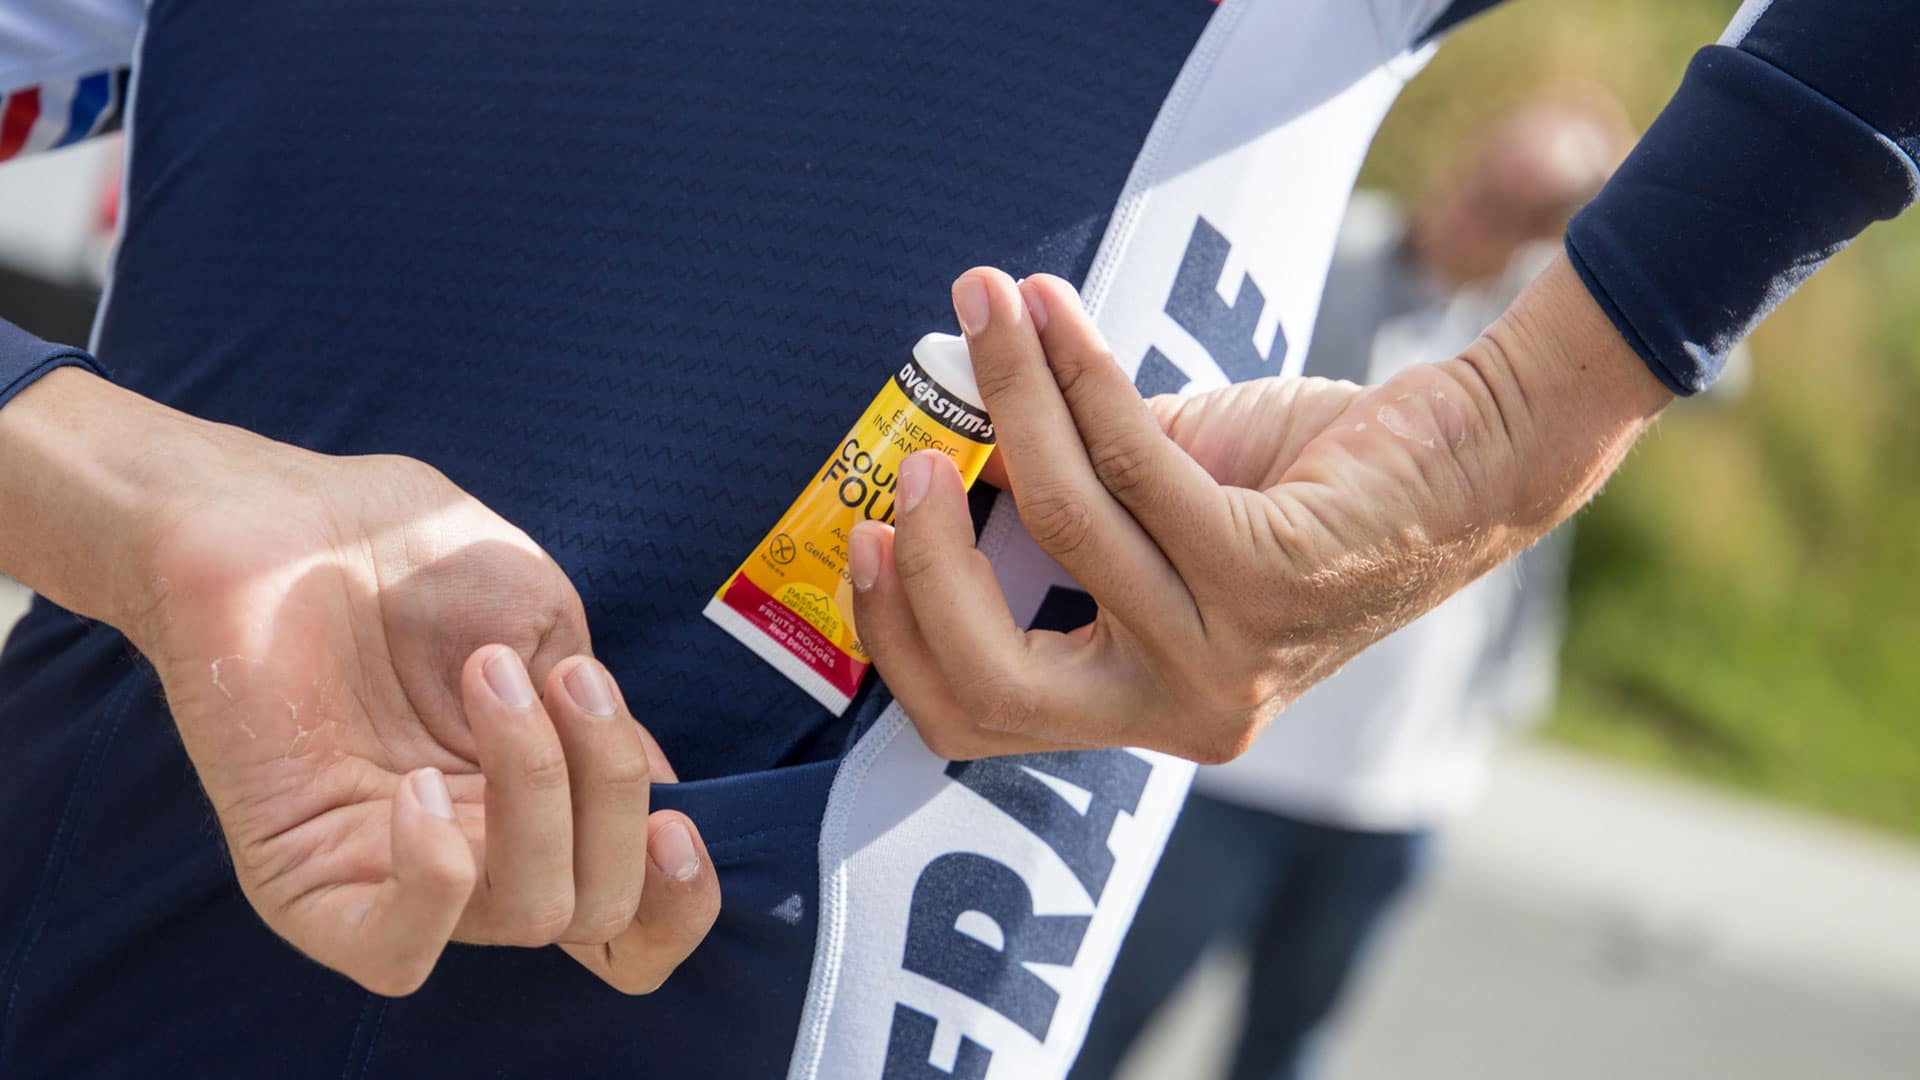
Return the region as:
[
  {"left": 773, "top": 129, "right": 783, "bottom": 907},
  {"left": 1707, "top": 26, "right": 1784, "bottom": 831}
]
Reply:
[
  {"left": 784, "top": 701, "right": 910, "bottom": 1080},
  {"left": 1718, "top": 0, "right": 1777, "bottom": 47}
]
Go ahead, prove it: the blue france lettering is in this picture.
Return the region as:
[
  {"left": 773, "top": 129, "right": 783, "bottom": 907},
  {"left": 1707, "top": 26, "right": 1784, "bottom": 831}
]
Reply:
[
  {"left": 945, "top": 751, "right": 1153, "bottom": 901},
  {"left": 900, "top": 853, "right": 1090, "bottom": 1041},
  {"left": 1136, "top": 215, "right": 1287, "bottom": 394},
  {"left": 883, "top": 1004, "right": 993, "bottom": 1079},
  {"left": 883, "top": 751, "right": 1153, "bottom": 1076},
  {"left": 1134, "top": 345, "right": 1188, "bottom": 398},
  {"left": 886, "top": 217, "right": 1266, "bottom": 1076}
]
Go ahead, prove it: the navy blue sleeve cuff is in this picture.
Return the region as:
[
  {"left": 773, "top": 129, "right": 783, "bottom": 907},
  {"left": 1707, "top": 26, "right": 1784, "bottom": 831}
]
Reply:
[
  {"left": 1567, "top": 46, "right": 1919, "bottom": 396},
  {"left": 0, "top": 319, "right": 109, "bottom": 411}
]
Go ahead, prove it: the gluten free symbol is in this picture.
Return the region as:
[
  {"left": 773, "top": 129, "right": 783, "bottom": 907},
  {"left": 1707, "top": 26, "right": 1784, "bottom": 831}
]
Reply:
[{"left": 768, "top": 532, "right": 798, "bottom": 566}]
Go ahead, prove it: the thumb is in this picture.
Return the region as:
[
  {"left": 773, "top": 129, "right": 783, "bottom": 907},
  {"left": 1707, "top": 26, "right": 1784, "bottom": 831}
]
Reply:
[{"left": 344, "top": 767, "right": 476, "bottom": 996}]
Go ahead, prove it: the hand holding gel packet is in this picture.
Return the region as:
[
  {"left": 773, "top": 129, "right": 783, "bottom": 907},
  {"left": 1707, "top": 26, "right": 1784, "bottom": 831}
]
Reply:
[{"left": 703, "top": 333, "right": 993, "bottom": 713}]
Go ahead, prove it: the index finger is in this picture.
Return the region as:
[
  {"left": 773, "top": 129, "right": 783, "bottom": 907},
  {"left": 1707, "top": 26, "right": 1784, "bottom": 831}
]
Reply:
[
  {"left": 1020, "top": 274, "right": 1233, "bottom": 582},
  {"left": 953, "top": 268, "right": 1190, "bottom": 628}
]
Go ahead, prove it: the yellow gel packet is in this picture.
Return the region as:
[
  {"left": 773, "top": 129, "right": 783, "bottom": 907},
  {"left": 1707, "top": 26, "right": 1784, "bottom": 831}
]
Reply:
[{"left": 703, "top": 333, "right": 995, "bottom": 714}]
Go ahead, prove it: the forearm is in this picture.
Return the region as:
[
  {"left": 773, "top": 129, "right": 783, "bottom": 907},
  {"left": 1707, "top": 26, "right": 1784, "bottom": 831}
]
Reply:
[{"left": 0, "top": 366, "right": 214, "bottom": 632}]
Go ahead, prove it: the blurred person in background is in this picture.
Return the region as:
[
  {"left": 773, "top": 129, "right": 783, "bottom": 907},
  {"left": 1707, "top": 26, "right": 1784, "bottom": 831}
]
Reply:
[{"left": 1071, "top": 96, "right": 1633, "bottom": 1080}]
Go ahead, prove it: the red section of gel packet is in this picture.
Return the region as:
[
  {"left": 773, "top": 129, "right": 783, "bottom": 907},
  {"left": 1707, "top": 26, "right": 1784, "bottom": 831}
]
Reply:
[{"left": 719, "top": 574, "right": 866, "bottom": 702}]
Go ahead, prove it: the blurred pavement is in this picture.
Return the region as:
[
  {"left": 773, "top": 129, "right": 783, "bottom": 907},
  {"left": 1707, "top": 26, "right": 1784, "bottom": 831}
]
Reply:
[
  {"left": 1, "top": 578, "right": 1916, "bottom": 1078},
  {"left": 1120, "top": 744, "right": 1920, "bottom": 1080}
]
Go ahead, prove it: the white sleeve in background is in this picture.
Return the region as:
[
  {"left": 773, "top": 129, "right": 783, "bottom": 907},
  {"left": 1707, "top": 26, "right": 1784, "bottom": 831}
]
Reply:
[{"left": 1, "top": 0, "right": 144, "bottom": 161}]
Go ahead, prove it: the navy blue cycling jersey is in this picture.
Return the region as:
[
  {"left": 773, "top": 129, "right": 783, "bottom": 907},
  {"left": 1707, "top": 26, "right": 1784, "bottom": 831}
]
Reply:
[{"left": 2, "top": 0, "right": 1919, "bottom": 1076}]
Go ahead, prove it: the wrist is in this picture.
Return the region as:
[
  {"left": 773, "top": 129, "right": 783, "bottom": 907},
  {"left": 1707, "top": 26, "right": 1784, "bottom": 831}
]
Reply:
[
  {"left": 0, "top": 368, "right": 234, "bottom": 637},
  {"left": 1452, "top": 255, "right": 1673, "bottom": 533}
]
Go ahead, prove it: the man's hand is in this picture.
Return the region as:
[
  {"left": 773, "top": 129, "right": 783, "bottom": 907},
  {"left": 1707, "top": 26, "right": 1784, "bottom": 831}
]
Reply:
[
  {"left": 847, "top": 261, "right": 1671, "bottom": 761},
  {"left": 0, "top": 372, "right": 719, "bottom": 995}
]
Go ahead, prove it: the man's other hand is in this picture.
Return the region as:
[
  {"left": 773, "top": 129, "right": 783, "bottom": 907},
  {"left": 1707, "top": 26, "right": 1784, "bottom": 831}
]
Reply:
[
  {"left": 134, "top": 445, "right": 722, "bottom": 995},
  {"left": 0, "top": 371, "right": 725, "bottom": 997}
]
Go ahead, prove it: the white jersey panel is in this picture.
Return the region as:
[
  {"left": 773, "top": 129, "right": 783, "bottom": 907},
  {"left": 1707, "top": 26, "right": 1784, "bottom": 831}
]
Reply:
[{"left": 788, "top": 1, "right": 1429, "bottom": 1077}]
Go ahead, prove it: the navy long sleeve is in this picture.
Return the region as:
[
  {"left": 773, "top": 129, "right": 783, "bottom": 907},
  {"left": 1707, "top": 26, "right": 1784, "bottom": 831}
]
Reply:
[
  {"left": 0, "top": 319, "right": 104, "bottom": 410},
  {"left": 1565, "top": 0, "right": 1920, "bottom": 394}
]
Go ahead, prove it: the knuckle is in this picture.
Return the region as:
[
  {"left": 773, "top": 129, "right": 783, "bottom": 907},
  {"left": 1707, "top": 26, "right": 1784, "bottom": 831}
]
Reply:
[
  {"left": 957, "top": 675, "right": 1040, "bottom": 737},
  {"left": 359, "top": 957, "right": 433, "bottom": 998},
  {"left": 890, "top": 533, "right": 945, "bottom": 588},
  {"left": 1018, "top": 485, "right": 1095, "bottom": 559},
  {"left": 1209, "top": 672, "right": 1275, "bottom": 713},
  {"left": 612, "top": 969, "right": 671, "bottom": 996},
  {"left": 416, "top": 845, "right": 477, "bottom": 896},
  {"left": 1087, "top": 432, "right": 1156, "bottom": 501},
  {"left": 1183, "top": 718, "right": 1260, "bottom": 766},
  {"left": 594, "top": 749, "right": 653, "bottom": 799},
  {"left": 519, "top": 748, "right": 571, "bottom": 794},
  {"left": 1183, "top": 645, "right": 1287, "bottom": 714},
  {"left": 916, "top": 722, "right": 974, "bottom": 761},
  {"left": 971, "top": 359, "right": 1026, "bottom": 406},
  {"left": 1051, "top": 343, "right": 1118, "bottom": 397},
  {"left": 502, "top": 893, "right": 575, "bottom": 946},
  {"left": 361, "top": 452, "right": 451, "bottom": 494},
  {"left": 568, "top": 907, "right": 635, "bottom": 946}
]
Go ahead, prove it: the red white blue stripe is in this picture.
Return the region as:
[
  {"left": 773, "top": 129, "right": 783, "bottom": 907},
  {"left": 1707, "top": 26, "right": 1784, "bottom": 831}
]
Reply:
[{"left": 0, "top": 69, "right": 122, "bottom": 163}]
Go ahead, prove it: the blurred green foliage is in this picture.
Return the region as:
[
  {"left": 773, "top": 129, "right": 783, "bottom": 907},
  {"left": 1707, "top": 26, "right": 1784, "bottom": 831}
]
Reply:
[{"left": 1359, "top": 0, "right": 1920, "bottom": 835}]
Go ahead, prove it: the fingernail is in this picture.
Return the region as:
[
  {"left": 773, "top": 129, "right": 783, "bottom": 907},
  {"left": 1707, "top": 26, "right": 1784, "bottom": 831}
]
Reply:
[
  {"left": 848, "top": 525, "right": 881, "bottom": 591},
  {"left": 413, "top": 768, "right": 455, "bottom": 820},
  {"left": 1061, "top": 278, "right": 1085, "bottom": 312},
  {"left": 953, "top": 275, "right": 990, "bottom": 337},
  {"left": 564, "top": 659, "right": 616, "bottom": 717},
  {"left": 1019, "top": 278, "right": 1049, "bottom": 332},
  {"left": 653, "top": 820, "right": 700, "bottom": 882},
  {"left": 483, "top": 647, "right": 535, "bottom": 709},
  {"left": 897, "top": 453, "right": 934, "bottom": 516}
]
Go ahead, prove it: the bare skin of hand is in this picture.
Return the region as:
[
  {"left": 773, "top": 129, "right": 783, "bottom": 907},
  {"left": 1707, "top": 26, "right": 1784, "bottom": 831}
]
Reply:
[
  {"left": 847, "top": 259, "right": 1672, "bottom": 762},
  {"left": 0, "top": 371, "right": 720, "bottom": 995}
]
